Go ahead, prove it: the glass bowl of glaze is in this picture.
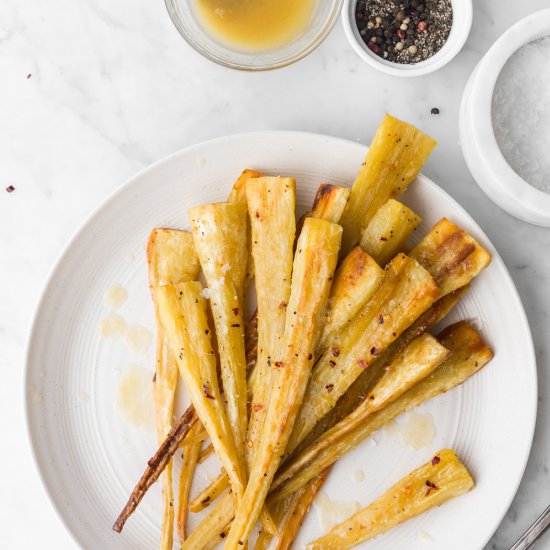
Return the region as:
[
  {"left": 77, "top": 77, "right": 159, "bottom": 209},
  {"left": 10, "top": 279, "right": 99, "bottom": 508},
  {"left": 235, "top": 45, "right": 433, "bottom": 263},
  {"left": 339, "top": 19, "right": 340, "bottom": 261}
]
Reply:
[
  {"left": 459, "top": 8, "right": 550, "bottom": 227},
  {"left": 165, "top": 0, "right": 343, "bottom": 71}
]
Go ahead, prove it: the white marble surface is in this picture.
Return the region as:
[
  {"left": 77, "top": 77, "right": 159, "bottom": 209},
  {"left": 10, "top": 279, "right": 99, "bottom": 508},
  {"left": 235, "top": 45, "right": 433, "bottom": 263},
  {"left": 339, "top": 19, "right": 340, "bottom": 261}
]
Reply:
[{"left": 1, "top": 0, "right": 549, "bottom": 548}]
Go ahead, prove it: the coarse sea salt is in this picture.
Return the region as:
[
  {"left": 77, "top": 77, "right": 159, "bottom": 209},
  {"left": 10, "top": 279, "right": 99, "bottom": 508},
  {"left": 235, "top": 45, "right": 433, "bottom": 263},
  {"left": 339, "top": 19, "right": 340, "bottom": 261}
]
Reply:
[{"left": 492, "top": 37, "right": 550, "bottom": 193}]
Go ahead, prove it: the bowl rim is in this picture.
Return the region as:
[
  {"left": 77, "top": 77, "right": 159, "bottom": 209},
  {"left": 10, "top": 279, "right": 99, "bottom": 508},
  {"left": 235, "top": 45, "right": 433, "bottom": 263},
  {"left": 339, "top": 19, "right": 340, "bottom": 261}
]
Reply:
[
  {"left": 342, "top": 0, "right": 472, "bottom": 77},
  {"left": 164, "top": 0, "right": 344, "bottom": 71},
  {"left": 459, "top": 8, "right": 550, "bottom": 227}
]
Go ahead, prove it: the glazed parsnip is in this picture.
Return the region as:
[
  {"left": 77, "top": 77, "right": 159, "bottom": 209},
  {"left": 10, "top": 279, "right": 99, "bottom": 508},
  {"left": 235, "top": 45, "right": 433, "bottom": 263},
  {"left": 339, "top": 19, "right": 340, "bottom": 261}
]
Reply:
[
  {"left": 317, "top": 246, "right": 384, "bottom": 354},
  {"left": 360, "top": 199, "right": 421, "bottom": 265},
  {"left": 182, "top": 491, "right": 235, "bottom": 549},
  {"left": 307, "top": 183, "right": 351, "bottom": 223},
  {"left": 189, "top": 202, "right": 249, "bottom": 463},
  {"left": 228, "top": 168, "right": 262, "bottom": 281},
  {"left": 287, "top": 253, "right": 440, "bottom": 455},
  {"left": 146, "top": 228, "right": 200, "bottom": 550},
  {"left": 306, "top": 449, "right": 474, "bottom": 550},
  {"left": 339, "top": 114, "right": 437, "bottom": 255},
  {"left": 189, "top": 470, "right": 229, "bottom": 512},
  {"left": 410, "top": 217, "right": 492, "bottom": 296},
  {"left": 275, "top": 334, "right": 448, "bottom": 491},
  {"left": 177, "top": 423, "right": 203, "bottom": 543},
  {"left": 225, "top": 217, "right": 342, "bottom": 548},
  {"left": 147, "top": 228, "right": 200, "bottom": 287},
  {"left": 245, "top": 176, "right": 296, "bottom": 464},
  {"left": 270, "top": 322, "right": 493, "bottom": 502},
  {"left": 259, "top": 468, "right": 332, "bottom": 550},
  {"left": 155, "top": 281, "right": 246, "bottom": 503}
]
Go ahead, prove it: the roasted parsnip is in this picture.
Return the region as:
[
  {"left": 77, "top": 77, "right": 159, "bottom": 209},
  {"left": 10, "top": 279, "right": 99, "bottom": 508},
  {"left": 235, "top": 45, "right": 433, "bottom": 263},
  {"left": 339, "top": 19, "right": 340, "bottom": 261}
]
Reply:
[
  {"left": 287, "top": 253, "right": 439, "bottom": 454},
  {"left": 245, "top": 177, "right": 296, "bottom": 464},
  {"left": 147, "top": 228, "right": 200, "bottom": 287},
  {"left": 306, "top": 449, "right": 473, "bottom": 550},
  {"left": 189, "top": 202, "right": 249, "bottom": 463},
  {"left": 339, "top": 114, "right": 437, "bottom": 255},
  {"left": 270, "top": 322, "right": 493, "bottom": 502},
  {"left": 228, "top": 168, "right": 262, "bottom": 281},
  {"left": 317, "top": 246, "right": 384, "bottom": 353},
  {"left": 410, "top": 217, "right": 492, "bottom": 296},
  {"left": 360, "top": 199, "right": 421, "bottom": 265},
  {"left": 177, "top": 423, "right": 203, "bottom": 543},
  {"left": 225, "top": 217, "right": 342, "bottom": 548},
  {"left": 189, "top": 470, "right": 230, "bottom": 512},
  {"left": 156, "top": 281, "right": 246, "bottom": 502},
  {"left": 307, "top": 183, "right": 351, "bottom": 224},
  {"left": 147, "top": 228, "right": 200, "bottom": 549}
]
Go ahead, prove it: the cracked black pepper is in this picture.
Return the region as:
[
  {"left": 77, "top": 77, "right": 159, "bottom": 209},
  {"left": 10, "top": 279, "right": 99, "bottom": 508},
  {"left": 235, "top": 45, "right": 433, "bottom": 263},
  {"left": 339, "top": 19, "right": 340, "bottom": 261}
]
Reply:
[{"left": 355, "top": 0, "right": 453, "bottom": 64}]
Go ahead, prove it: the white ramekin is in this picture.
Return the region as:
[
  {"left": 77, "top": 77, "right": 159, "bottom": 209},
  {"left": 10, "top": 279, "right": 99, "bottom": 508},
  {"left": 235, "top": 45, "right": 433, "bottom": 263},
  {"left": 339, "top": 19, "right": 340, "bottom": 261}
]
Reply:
[
  {"left": 459, "top": 9, "right": 550, "bottom": 227},
  {"left": 342, "top": 0, "right": 472, "bottom": 77}
]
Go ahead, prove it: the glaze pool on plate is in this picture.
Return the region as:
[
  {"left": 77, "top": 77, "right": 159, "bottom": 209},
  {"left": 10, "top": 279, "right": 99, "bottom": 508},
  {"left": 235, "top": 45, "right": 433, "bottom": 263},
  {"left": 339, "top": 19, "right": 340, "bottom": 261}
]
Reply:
[{"left": 25, "top": 132, "right": 536, "bottom": 549}]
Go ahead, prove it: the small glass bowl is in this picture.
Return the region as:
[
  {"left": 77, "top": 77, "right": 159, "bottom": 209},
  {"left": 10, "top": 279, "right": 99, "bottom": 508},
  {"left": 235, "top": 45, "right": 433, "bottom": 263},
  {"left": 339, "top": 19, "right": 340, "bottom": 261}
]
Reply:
[{"left": 164, "top": 0, "right": 344, "bottom": 71}]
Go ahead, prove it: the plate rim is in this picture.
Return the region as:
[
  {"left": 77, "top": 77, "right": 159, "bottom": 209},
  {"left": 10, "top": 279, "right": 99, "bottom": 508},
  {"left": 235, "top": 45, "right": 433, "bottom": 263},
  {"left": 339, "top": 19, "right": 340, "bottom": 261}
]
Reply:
[{"left": 24, "top": 130, "right": 538, "bottom": 549}]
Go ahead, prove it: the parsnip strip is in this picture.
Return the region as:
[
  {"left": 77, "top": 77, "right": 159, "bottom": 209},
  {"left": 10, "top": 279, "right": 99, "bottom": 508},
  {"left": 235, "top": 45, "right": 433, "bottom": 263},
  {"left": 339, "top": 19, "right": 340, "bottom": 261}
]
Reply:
[
  {"left": 156, "top": 281, "right": 246, "bottom": 501},
  {"left": 306, "top": 449, "right": 473, "bottom": 550},
  {"left": 245, "top": 177, "right": 296, "bottom": 464},
  {"left": 359, "top": 199, "right": 421, "bottom": 266},
  {"left": 303, "top": 183, "right": 351, "bottom": 225},
  {"left": 287, "top": 253, "right": 439, "bottom": 454},
  {"left": 177, "top": 423, "right": 203, "bottom": 543},
  {"left": 147, "top": 228, "right": 200, "bottom": 548},
  {"left": 189, "top": 202, "right": 249, "bottom": 464},
  {"left": 317, "top": 246, "right": 384, "bottom": 353},
  {"left": 270, "top": 322, "right": 493, "bottom": 502},
  {"left": 339, "top": 114, "right": 436, "bottom": 255},
  {"left": 225, "top": 217, "right": 342, "bottom": 548},
  {"left": 410, "top": 217, "right": 492, "bottom": 296},
  {"left": 190, "top": 471, "right": 230, "bottom": 512},
  {"left": 228, "top": 168, "right": 262, "bottom": 281}
]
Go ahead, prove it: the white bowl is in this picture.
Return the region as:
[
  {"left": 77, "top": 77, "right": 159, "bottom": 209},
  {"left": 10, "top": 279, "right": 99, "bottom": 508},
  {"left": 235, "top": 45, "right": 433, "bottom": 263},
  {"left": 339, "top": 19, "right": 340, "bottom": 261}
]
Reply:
[
  {"left": 342, "top": 0, "right": 472, "bottom": 77},
  {"left": 459, "top": 9, "right": 550, "bottom": 227}
]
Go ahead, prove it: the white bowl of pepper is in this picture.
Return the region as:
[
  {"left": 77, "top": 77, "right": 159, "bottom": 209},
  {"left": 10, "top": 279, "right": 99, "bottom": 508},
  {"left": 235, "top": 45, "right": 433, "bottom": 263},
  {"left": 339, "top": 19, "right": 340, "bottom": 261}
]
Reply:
[{"left": 343, "top": 0, "right": 472, "bottom": 76}]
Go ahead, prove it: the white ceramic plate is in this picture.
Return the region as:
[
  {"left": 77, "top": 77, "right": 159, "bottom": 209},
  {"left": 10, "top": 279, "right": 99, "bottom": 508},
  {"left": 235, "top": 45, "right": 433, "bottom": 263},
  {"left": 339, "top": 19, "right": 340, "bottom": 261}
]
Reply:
[{"left": 26, "top": 132, "right": 536, "bottom": 550}]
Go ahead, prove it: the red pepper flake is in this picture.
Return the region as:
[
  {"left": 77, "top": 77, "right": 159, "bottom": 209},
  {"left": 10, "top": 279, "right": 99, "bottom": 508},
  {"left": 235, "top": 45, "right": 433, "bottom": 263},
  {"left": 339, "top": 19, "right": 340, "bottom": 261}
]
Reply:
[
  {"left": 279, "top": 301, "right": 287, "bottom": 310},
  {"left": 370, "top": 346, "right": 379, "bottom": 356},
  {"left": 232, "top": 307, "right": 239, "bottom": 315},
  {"left": 253, "top": 403, "right": 263, "bottom": 412},
  {"left": 255, "top": 211, "right": 260, "bottom": 218},
  {"left": 331, "top": 347, "right": 340, "bottom": 357},
  {"left": 6, "top": 185, "right": 15, "bottom": 193},
  {"left": 380, "top": 236, "right": 388, "bottom": 241},
  {"left": 325, "top": 384, "right": 334, "bottom": 393},
  {"left": 379, "top": 314, "right": 384, "bottom": 324},
  {"left": 308, "top": 353, "right": 313, "bottom": 360},
  {"left": 202, "top": 385, "right": 215, "bottom": 400},
  {"left": 274, "top": 361, "right": 285, "bottom": 368},
  {"left": 357, "top": 359, "right": 369, "bottom": 369},
  {"left": 328, "top": 360, "right": 336, "bottom": 368},
  {"left": 201, "top": 496, "right": 211, "bottom": 505},
  {"left": 431, "top": 456, "right": 441, "bottom": 466},
  {"left": 425, "top": 480, "right": 439, "bottom": 496},
  {"left": 27, "top": 73, "right": 32, "bottom": 79}
]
